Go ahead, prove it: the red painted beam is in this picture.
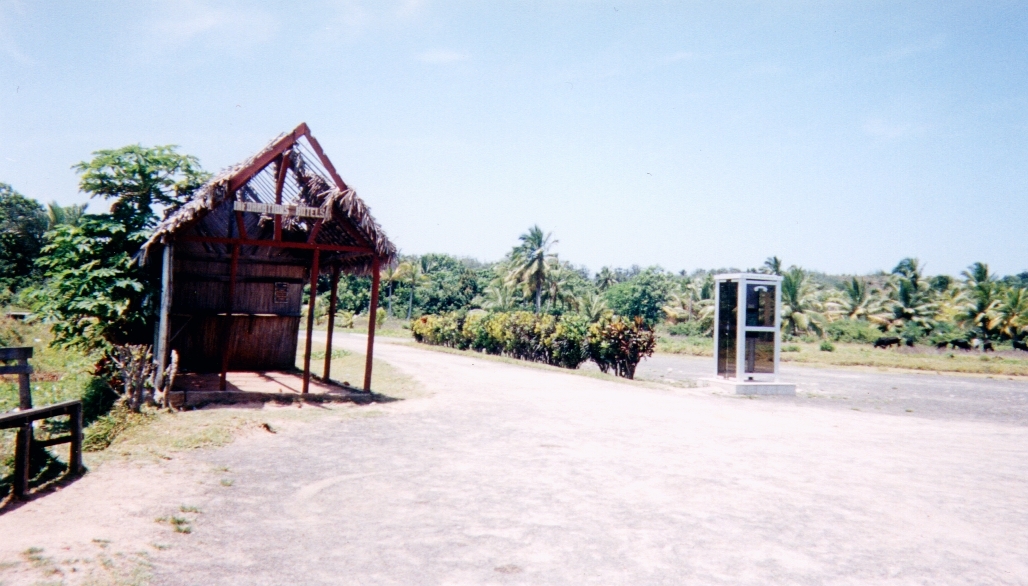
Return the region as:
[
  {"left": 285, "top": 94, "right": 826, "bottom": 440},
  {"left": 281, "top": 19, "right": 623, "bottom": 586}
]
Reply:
[
  {"left": 178, "top": 235, "right": 374, "bottom": 255},
  {"left": 228, "top": 123, "right": 309, "bottom": 192}
]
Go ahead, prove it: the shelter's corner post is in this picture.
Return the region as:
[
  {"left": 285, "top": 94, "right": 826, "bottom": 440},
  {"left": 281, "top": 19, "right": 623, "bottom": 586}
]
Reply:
[
  {"left": 323, "top": 264, "right": 340, "bottom": 381},
  {"left": 220, "top": 190, "right": 240, "bottom": 392},
  {"left": 302, "top": 250, "right": 321, "bottom": 394},
  {"left": 154, "top": 241, "right": 173, "bottom": 393},
  {"left": 364, "top": 256, "right": 381, "bottom": 392}
]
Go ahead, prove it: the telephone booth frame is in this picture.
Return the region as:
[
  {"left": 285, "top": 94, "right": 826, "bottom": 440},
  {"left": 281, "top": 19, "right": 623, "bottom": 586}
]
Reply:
[{"left": 712, "top": 273, "right": 784, "bottom": 384}]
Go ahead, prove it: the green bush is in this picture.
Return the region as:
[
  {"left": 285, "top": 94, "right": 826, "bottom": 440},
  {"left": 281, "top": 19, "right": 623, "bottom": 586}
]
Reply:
[
  {"left": 667, "top": 321, "right": 707, "bottom": 337},
  {"left": 826, "top": 319, "right": 883, "bottom": 344},
  {"left": 820, "top": 340, "right": 835, "bottom": 352},
  {"left": 782, "top": 344, "right": 801, "bottom": 352},
  {"left": 413, "top": 310, "right": 653, "bottom": 376}
]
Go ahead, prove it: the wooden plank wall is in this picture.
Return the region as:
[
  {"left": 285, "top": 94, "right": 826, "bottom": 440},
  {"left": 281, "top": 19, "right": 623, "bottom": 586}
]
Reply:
[{"left": 171, "top": 256, "right": 308, "bottom": 372}]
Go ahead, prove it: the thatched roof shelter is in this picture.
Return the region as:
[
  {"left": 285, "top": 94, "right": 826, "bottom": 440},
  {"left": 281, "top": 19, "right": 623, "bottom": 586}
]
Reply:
[{"left": 146, "top": 123, "right": 395, "bottom": 396}]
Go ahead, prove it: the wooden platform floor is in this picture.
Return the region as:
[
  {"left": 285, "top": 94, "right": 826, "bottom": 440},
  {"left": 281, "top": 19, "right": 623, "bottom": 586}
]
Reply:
[{"left": 169, "top": 372, "right": 374, "bottom": 407}]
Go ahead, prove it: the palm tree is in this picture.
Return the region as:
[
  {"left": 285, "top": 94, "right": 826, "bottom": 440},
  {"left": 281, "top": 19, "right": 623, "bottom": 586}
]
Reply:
[
  {"left": 886, "top": 258, "right": 937, "bottom": 335},
  {"left": 831, "top": 277, "right": 889, "bottom": 324},
  {"left": 763, "top": 256, "right": 783, "bottom": 276},
  {"left": 381, "top": 262, "right": 401, "bottom": 317},
  {"left": 398, "top": 257, "right": 431, "bottom": 319},
  {"left": 780, "top": 267, "right": 826, "bottom": 336},
  {"left": 510, "top": 225, "right": 557, "bottom": 313},
  {"left": 577, "top": 290, "right": 609, "bottom": 323},
  {"left": 991, "top": 286, "right": 1028, "bottom": 342},
  {"left": 957, "top": 262, "right": 1000, "bottom": 343},
  {"left": 482, "top": 281, "right": 517, "bottom": 311},
  {"left": 595, "top": 267, "right": 617, "bottom": 291},
  {"left": 46, "top": 201, "right": 88, "bottom": 229},
  {"left": 543, "top": 259, "right": 578, "bottom": 312}
]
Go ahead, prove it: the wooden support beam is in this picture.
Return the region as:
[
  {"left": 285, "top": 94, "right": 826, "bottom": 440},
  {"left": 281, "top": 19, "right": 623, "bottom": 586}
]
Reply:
[
  {"left": 178, "top": 235, "right": 373, "bottom": 255},
  {"left": 227, "top": 124, "right": 307, "bottom": 192},
  {"left": 302, "top": 250, "right": 320, "bottom": 394},
  {"left": 307, "top": 219, "right": 323, "bottom": 244},
  {"left": 323, "top": 265, "right": 340, "bottom": 380},
  {"left": 299, "top": 129, "right": 374, "bottom": 249},
  {"left": 273, "top": 151, "right": 289, "bottom": 241},
  {"left": 220, "top": 244, "right": 239, "bottom": 391},
  {"left": 235, "top": 211, "right": 248, "bottom": 240},
  {"left": 154, "top": 243, "right": 174, "bottom": 397},
  {"left": 363, "top": 257, "right": 381, "bottom": 392}
]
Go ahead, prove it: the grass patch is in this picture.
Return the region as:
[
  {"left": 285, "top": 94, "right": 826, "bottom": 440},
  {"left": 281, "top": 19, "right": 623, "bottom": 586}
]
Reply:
[
  {"left": 655, "top": 335, "right": 713, "bottom": 357},
  {"left": 779, "top": 341, "right": 1028, "bottom": 376}
]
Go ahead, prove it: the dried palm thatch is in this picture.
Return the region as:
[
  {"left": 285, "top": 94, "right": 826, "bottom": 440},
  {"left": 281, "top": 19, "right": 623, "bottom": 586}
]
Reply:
[{"left": 141, "top": 124, "right": 396, "bottom": 275}]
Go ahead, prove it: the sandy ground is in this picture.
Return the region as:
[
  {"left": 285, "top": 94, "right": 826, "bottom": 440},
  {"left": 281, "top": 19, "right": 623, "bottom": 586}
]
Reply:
[{"left": 3, "top": 335, "right": 1027, "bottom": 585}]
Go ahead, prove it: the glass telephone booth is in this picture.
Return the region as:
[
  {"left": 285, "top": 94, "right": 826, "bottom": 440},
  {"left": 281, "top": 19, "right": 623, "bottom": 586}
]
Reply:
[{"left": 713, "top": 273, "right": 783, "bottom": 382}]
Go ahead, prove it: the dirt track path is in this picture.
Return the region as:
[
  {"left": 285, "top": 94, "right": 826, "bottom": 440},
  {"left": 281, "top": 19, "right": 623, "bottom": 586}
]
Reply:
[{"left": 146, "top": 336, "right": 1027, "bottom": 585}]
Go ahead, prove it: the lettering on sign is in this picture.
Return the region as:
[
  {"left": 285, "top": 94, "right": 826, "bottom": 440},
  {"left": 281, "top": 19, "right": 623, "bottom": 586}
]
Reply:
[
  {"left": 233, "top": 201, "right": 331, "bottom": 220},
  {"left": 273, "top": 283, "right": 290, "bottom": 304}
]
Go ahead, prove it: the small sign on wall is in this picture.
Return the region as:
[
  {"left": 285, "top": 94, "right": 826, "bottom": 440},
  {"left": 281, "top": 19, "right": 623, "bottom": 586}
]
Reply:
[{"left": 273, "top": 282, "right": 289, "bottom": 304}]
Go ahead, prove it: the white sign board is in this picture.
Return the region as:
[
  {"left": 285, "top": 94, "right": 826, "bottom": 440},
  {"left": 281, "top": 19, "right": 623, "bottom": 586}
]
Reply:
[{"left": 233, "top": 201, "right": 330, "bottom": 220}]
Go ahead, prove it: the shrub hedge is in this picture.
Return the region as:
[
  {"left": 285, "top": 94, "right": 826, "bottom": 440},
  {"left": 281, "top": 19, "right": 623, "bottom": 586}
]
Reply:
[{"left": 411, "top": 311, "right": 655, "bottom": 378}]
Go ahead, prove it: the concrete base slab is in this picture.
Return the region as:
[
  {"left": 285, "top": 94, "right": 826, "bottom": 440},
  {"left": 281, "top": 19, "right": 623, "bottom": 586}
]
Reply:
[{"left": 701, "top": 377, "right": 797, "bottom": 396}]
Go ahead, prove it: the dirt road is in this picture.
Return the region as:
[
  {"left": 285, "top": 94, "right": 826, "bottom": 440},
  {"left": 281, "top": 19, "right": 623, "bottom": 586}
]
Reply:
[
  {"left": 148, "top": 336, "right": 1027, "bottom": 585},
  {"left": 3, "top": 336, "right": 1026, "bottom": 585}
]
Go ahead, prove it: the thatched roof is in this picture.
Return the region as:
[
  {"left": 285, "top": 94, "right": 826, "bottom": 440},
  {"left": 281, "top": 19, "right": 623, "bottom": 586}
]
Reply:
[{"left": 142, "top": 124, "right": 396, "bottom": 275}]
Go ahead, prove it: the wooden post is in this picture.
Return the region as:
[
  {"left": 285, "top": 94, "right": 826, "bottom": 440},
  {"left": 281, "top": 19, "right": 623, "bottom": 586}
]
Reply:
[
  {"left": 302, "top": 250, "right": 320, "bottom": 394},
  {"left": 363, "top": 257, "right": 381, "bottom": 392},
  {"left": 220, "top": 244, "right": 239, "bottom": 391},
  {"left": 13, "top": 423, "right": 31, "bottom": 499},
  {"left": 323, "top": 265, "right": 340, "bottom": 381},
  {"left": 68, "top": 401, "right": 83, "bottom": 475},
  {"left": 154, "top": 242, "right": 173, "bottom": 394}
]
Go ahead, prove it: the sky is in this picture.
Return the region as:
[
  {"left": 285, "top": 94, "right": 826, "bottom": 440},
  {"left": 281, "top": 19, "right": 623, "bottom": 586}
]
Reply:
[{"left": 1, "top": 1, "right": 1026, "bottom": 277}]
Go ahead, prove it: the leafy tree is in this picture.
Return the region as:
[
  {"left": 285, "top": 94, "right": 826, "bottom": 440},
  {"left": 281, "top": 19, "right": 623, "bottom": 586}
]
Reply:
[
  {"left": 34, "top": 145, "right": 207, "bottom": 351},
  {"left": 763, "top": 256, "right": 783, "bottom": 276},
  {"left": 510, "top": 225, "right": 557, "bottom": 313},
  {"left": 0, "top": 183, "right": 48, "bottom": 292},
  {"left": 830, "top": 277, "right": 888, "bottom": 324},
  {"left": 603, "top": 267, "right": 673, "bottom": 326},
  {"left": 72, "top": 145, "right": 207, "bottom": 231},
  {"left": 34, "top": 217, "right": 152, "bottom": 351}
]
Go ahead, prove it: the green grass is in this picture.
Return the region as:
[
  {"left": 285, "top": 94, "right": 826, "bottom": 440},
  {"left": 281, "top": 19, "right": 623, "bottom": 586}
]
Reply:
[{"left": 654, "top": 331, "right": 1028, "bottom": 377}]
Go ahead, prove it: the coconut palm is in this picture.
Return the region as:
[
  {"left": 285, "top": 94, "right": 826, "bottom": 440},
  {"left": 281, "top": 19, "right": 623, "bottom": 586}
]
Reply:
[
  {"left": 482, "top": 280, "right": 517, "bottom": 312},
  {"left": 595, "top": 267, "right": 618, "bottom": 291},
  {"left": 577, "top": 290, "right": 609, "bottom": 323},
  {"left": 763, "top": 256, "right": 783, "bottom": 276},
  {"left": 780, "top": 267, "right": 826, "bottom": 336},
  {"left": 45, "top": 201, "right": 88, "bottom": 230},
  {"left": 957, "top": 262, "right": 1000, "bottom": 342},
  {"left": 381, "top": 262, "right": 401, "bottom": 317},
  {"left": 509, "top": 225, "right": 557, "bottom": 313},
  {"left": 543, "top": 259, "right": 579, "bottom": 312},
  {"left": 830, "top": 277, "right": 889, "bottom": 324},
  {"left": 885, "top": 258, "right": 937, "bottom": 335},
  {"left": 398, "top": 257, "right": 432, "bottom": 320},
  {"left": 991, "top": 286, "right": 1028, "bottom": 342}
]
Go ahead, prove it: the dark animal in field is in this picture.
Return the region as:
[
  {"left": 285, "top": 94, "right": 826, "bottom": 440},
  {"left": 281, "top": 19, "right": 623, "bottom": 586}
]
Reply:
[
  {"left": 950, "top": 339, "right": 973, "bottom": 350},
  {"left": 905, "top": 338, "right": 915, "bottom": 347},
  {"left": 1013, "top": 340, "right": 1028, "bottom": 352},
  {"left": 935, "top": 341, "right": 949, "bottom": 349},
  {"left": 874, "top": 337, "right": 901, "bottom": 349},
  {"left": 982, "top": 341, "right": 994, "bottom": 352}
]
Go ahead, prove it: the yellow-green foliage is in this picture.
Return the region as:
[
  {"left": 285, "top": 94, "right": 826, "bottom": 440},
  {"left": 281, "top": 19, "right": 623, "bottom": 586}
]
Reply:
[{"left": 413, "top": 311, "right": 654, "bottom": 376}]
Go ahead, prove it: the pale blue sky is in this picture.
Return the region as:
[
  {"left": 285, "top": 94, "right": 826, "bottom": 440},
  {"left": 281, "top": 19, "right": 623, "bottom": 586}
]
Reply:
[{"left": 1, "top": 1, "right": 1025, "bottom": 276}]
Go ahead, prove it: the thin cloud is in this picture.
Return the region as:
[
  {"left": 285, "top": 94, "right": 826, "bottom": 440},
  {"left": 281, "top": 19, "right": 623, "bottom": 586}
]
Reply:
[{"left": 416, "top": 49, "right": 468, "bottom": 64}]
